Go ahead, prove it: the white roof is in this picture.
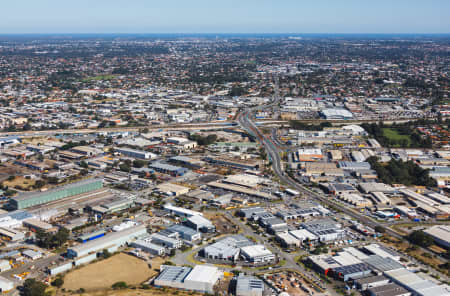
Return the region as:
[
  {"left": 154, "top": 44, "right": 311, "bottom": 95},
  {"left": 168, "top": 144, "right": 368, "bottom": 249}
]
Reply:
[
  {"left": 289, "top": 229, "right": 318, "bottom": 241},
  {"left": 184, "top": 265, "right": 220, "bottom": 284},
  {"left": 424, "top": 225, "right": 450, "bottom": 244},
  {"left": 240, "top": 244, "right": 273, "bottom": 258}
]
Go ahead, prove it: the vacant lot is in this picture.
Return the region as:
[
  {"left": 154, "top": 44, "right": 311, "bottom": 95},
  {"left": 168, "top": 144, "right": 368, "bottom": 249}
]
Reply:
[
  {"left": 63, "top": 253, "right": 157, "bottom": 292},
  {"left": 3, "top": 176, "right": 36, "bottom": 190},
  {"left": 60, "top": 288, "right": 201, "bottom": 296}
]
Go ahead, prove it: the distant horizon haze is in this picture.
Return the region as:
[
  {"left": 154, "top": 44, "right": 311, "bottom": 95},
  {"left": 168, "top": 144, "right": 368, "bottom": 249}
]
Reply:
[{"left": 0, "top": 0, "right": 449, "bottom": 34}]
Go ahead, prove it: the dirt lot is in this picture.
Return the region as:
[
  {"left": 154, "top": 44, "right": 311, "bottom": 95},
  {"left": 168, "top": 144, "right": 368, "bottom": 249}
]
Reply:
[
  {"left": 204, "top": 212, "right": 239, "bottom": 234},
  {"left": 3, "top": 176, "right": 36, "bottom": 190},
  {"left": 62, "top": 254, "right": 162, "bottom": 292}
]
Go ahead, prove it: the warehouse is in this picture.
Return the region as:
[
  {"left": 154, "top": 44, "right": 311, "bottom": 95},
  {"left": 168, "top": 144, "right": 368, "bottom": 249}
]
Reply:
[
  {"left": 183, "top": 265, "right": 222, "bottom": 293},
  {"left": 154, "top": 265, "right": 221, "bottom": 294},
  {"left": 238, "top": 207, "right": 267, "bottom": 219},
  {"left": 236, "top": 274, "right": 265, "bottom": 296},
  {"left": 275, "top": 232, "right": 301, "bottom": 248},
  {"left": 0, "top": 260, "right": 10, "bottom": 272},
  {"left": 301, "top": 219, "right": 345, "bottom": 242},
  {"left": 355, "top": 275, "right": 390, "bottom": 291},
  {"left": 77, "top": 230, "right": 106, "bottom": 243},
  {"left": 150, "top": 162, "right": 188, "bottom": 176},
  {"left": 163, "top": 203, "right": 201, "bottom": 217},
  {"left": 184, "top": 215, "right": 215, "bottom": 233},
  {"left": 333, "top": 262, "right": 372, "bottom": 281},
  {"left": 207, "top": 181, "right": 274, "bottom": 200},
  {"left": 169, "top": 155, "right": 205, "bottom": 169},
  {"left": 151, "top": 233, "right": 183, "bottom": 249},
  {"left": 163, "top": 224, "right": 201, "bottom": 242},
  {"left": 423, "top": 225, "right": 450, "bottom": 249},
  {"left": 115, "top": 147, "right": 157, "bottom": 160},
  {"left": 67, "top": 224, "right": 147, "bottom": 258},
  {"left": 157, "top": 183, "right": 190, "bottom": 197},
  {"left": 320, "top": 108, "right": 353, "bottom": 120},
  {"left": 48, "top": 262, "right": 73, "bottom": 276},
  {"left": 23, "top": 218, "right": 55, "bottom": 232},
  {"left": 0, "top": 276, "right": 14, "bottom": 292},
  {"left": 154, "top": 265, "right": 192, "bottom": 290},
  {"left": 363, "top": 244, "right": 401, "bottom": 262},
  {"left": 289, "top": 229, "right": 319, "bottom": 245},
  {"left": 368, "top": 283, "right": 411, "bottom": 296},
  {"left": 132, "top": 239, "right": 166, "bottom": 256},
  {"left": 203, "top": 235, "right": 253, "bottom": 261},
  {"left": 240, "top": 245, "right": 275, "bottom": 264},
  {"left": 10, "top": 178, "right": 103, "bottom": 210},
  {"left": 384, "top": 268, "right": 449, "bottom": 296},
  {"left": 0, "top": 227, "right": 25, "bottom": 241}
]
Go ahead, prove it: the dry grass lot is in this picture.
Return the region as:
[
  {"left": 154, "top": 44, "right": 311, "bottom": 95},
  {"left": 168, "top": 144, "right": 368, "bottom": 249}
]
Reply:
[
  {"left": 62, "top": 254, "right": 163, "bottom": 292},
  {"left": 60, "top": 288, "right": 201, "bottom": 296},
  {"left": 3, "top": 176, "right": 36, "bottom": 190}
]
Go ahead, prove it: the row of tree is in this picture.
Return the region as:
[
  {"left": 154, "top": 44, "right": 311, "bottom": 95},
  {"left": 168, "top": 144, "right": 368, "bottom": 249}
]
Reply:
[{"left": 367, "top": 157, "right": 436, "bottom": 187}]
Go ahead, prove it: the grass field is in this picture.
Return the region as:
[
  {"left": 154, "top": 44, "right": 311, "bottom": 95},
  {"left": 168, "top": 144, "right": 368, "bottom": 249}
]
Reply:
[
  {"left": 382, "top": 128, "right": 412, "bottom": 146},
  {"left": 62, "top": 253, "right": 163, "bottom": 292}
]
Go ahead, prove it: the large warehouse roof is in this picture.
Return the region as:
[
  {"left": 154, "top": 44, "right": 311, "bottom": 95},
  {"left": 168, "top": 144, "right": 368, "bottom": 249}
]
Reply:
[{"left": 184, "top": 265, "right": 220, "bottom": 284}]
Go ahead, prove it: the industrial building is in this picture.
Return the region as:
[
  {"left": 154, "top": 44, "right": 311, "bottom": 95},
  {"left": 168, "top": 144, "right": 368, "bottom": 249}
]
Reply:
[
  {"left": 157, "top": 183, "right": 190, "bottom": 197},
  {"left": 77, "top": 230, "right": 106, "bottom": 243},
  {"left": 10, "top": 178, "right": 103, "bottom": 210},
  {"left": 115, "top": 147, "right": 157, "bottom": 160},
  {"left": 0, "top": 227, "right": 25, "bottom": 241},
  {"left": 183, "top": 265, "right": 222, "bottom": 293},
  {"left": 240, "top": 245, "right": 275, "bottom": 264},
  {"left": 149, "top": 162, "right": 188, "bottom": 176},
  {"left": 162, "top": 224, "right": 201, "bottom": 242},
  {"left": 236, "top": 274, "right": 265, "bottom": 296},
  {"left": 423, "top": 225, "right": 450, "bottom": 249},
  {"left": 163, "top": 203, "right": 202, "bottom": 217},
  {"left": 184, "top": 215, "right": 215, "bottom": 233},
  {"left": 0, "top": 276, "right": 14, "bottom": 292},
  {"left": 154, "top": 265, "right": 221, "bottom": 294},
  {"left": 132, "top": 239, "right": 166, "bottom": 256},
  {"left": 203, "top": 235, "right": 253, "bottom": 262},
  {"left": 0, "top": 260, "right": 11, "bottom": 272},
  {"left": 151, "top": 233, "right": 183, "bottom": 249},
  {"left": 67, "top": 224, "right": 147, "bottom": 258}
]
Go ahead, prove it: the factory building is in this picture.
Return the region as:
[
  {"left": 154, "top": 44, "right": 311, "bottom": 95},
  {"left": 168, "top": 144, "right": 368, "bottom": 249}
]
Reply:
[
  {"left": 77, "top": 230, "right": 106, "bottom": 243},
  {"left": 154, "top": 265, "right": 221, "bottom": 294},
  {"left": 154, "top": 265, "right": 192, "bottom": 290},
  {"left": 0, "top": 260, "right": 11, "bottom": 272},
  {"left": 368, "top": 283, "right": 411, "bottom": 296},
  {"left": 423, "top": 225, "right": 450, "bottom": 249},
  {"left": 151, "top": 233, "right": 183, "bottom": 249},
  {"left": 240, "top": 245, "right": 275, "bottom": 264},
  {"left": 67, "top": 224, "right": 147, "bottom": 258},
  {"left": 149, "top": 162, "right": 188, "bottom": 176},
  {"left": 10, "top": 178, "right": 103, "bottom": 210},
  {"left": 162, "top": 224, "right": 201, "bottom": 242},
  {"left": 183, "top": 265, "right": 222, "bottom": 293},
  {"left": 163, "top": 203, "right": 202, "bottom": 217},
  {"left": 0, "top": 227, "right": 25, "bottom": 241},
  {"left": 203, "top": 235, "right": 253, "bottom": 262},
  {"left": 132, "top": 239, "right": 166, "bottom": 256},
  {"left": 115, "top": 147, "right": 157, "bottom": 160},
  {"left": 236, "top": 274, "right": 265, "bottom": 296},
  {"left": 0, "top": 276, "right": 14, "bottom": 292},
  {"left": 184, "top": 215, "right": 215, "bottom": 233}
]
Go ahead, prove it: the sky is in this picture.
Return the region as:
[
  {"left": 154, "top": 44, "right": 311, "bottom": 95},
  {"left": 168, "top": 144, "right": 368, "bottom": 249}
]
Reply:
[{"left": 1, "top": 0, "right": 449, "bottom": 34}]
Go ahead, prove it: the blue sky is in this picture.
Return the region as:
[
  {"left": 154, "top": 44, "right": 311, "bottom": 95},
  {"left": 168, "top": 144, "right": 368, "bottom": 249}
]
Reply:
[{"left": 1, "top": 0, "right": 449, "bottom": 34}]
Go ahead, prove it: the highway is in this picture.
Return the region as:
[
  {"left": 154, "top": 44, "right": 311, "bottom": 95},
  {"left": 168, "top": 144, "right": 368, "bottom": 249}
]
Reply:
[{"left": 236, "top": 89, "right": 450, "bottom": 279}]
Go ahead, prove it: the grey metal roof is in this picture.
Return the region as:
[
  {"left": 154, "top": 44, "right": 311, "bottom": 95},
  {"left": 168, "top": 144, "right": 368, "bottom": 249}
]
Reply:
[
  {"left": 363, "top": 255, "right": 404, "bottom": 272},
  {"left": 156, "top": 265, "right": 191, "bottom": 283}
]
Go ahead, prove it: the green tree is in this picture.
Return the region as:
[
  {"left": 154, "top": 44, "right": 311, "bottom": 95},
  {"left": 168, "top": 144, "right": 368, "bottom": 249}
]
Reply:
[
  {"left": 22, "top": 278, "right": 47, "bottom": 296},
  {"left": 51, "top": 277, "right": 64, "bottom": 288},
  {"left": 408, "top": 231, "right": 434, "bottom": 248}
]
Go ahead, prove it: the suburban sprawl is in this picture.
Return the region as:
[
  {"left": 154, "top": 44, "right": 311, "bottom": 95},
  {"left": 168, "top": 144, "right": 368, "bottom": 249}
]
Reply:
[{"left": 0, "top": 34, "right": 448, "bottom": 296}]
